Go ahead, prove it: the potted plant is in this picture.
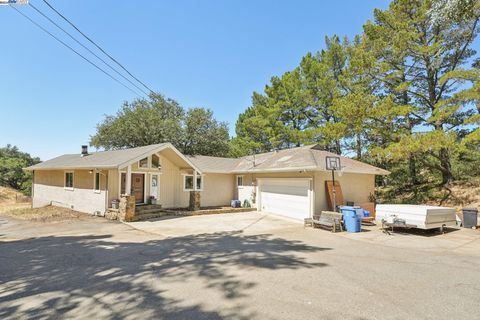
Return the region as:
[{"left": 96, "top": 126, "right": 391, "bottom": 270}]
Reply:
[
  {"left": 111, "top": 199, "right": 120, "bottom": 209},
  {"left": 148, "top": 195, "right": 157, "bottom": 205}
]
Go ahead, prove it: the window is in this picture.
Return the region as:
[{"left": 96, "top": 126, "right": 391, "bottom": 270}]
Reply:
[
  {"left": 184, "top": 175, "right": 194, "bottom": 191},
  {"left": 64, "top": 172, "right": 74, "bottom": 189},
  {"left": 152, "top": 154, "right": 160, "bottom": 168},
  {"left": 183, "top": 175, "right": 203, "bottom": 191},
  {"left": 94, "top": 172, "right": 100, "bottom": 192},
  {"left": 139, "top": 157, "right": 148, "bottom": 168},
  {"left": 236, "top": 175, "right": 244, "bottom": 187},
  {"left": 196, "top": 175, "right": 203, "bottom": 191},
  {"left": 151, "top": 174, "right": 159, "bottom": 198},
  {"left": 120, "top": 173, "right": 126, "bottom": 194}
]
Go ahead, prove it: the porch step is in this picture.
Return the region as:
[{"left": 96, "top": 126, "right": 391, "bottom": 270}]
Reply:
[
  {"left": 135, "top": 204, "right": 162, "bottom": 214},
  {"left": 132, "top": 211, "right": 168, "bottom": 221},
  {"left": 136, "top": 208, "right": 165, "bottom": 215}
]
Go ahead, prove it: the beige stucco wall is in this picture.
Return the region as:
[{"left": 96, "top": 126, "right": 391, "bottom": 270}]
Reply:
[
  {"left": 33, "top": 169, "right": 108, "bottom": 214},
  {"left": 107, "top": 169, "right": 119, "bottom": 204},
  {"left": 238, "top": 171, "right": 375, "bottom": 214},
  {"left": 200, "top": 173, "right": 235, "bottom": 207},
  {"left": 314, "top": 171, "right": 375, "bottom": 213},
  {"left": 158, "top": 154, "right": 188, "bottom": 208}
]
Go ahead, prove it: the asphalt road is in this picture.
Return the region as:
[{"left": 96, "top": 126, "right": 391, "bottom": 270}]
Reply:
[{"left": 1, "top": 213, "right": 479, "bottom": 320}]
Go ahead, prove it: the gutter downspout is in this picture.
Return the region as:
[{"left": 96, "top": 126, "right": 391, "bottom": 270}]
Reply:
[
  {"left": 105, "top": 172, "right": 109, "bottom": 215},
  {"left": 31, "top": 170, "right": 35, "bottom": 208}
]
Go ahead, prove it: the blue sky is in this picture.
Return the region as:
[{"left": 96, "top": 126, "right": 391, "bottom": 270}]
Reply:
[{"left": 0, "top": 0, "right": 389, "bottom": 160}]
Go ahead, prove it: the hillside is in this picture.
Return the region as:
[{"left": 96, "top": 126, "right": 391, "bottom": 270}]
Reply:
[
  {"left": 0, "top": 186, "right": 29, "bottom": 204},
  {"left": 0, "top": 186, "right": 31, "bottom": 213}
]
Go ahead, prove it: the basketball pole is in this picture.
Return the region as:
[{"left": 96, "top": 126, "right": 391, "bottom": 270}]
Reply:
[{"left": 331, "top": 168, "right": 336, "bottom": 212}]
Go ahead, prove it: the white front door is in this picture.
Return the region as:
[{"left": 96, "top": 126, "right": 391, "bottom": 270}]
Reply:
[
  {"left": 259, "top": 178, "right": 312, "bottom": 221},
  {"left": 151, "top": 174, "right": 159, "bottom": 200}
]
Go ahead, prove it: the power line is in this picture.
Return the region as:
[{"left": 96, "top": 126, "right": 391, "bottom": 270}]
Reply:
[
  {"left": 42, "top": 0, "right": 155, "bottom": 95},
  {"left": 9, "top": 5, "right": 142, "bottom": 97},
  {"left": 28, "top": 2, "right": 149, "bottom": 96}
]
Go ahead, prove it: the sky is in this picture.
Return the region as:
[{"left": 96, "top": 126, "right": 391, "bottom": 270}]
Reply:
[{"left": 0, "top": 0, "right": 389, "bottom": 160}]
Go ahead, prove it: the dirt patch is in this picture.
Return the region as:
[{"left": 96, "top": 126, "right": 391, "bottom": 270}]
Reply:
[{"left": 0, "top": 205, "right": 86, "bottom": 222}]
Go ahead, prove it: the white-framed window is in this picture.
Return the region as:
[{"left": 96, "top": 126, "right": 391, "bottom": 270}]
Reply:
[
  {"left": 94, "top": 172, "right": 101, "bottom": 193},
  {"left": 236, "top": 175, "right": 244, "bottom": 187},
  {"left": 183, "top": 174, "right": 203, "bottom": 191},
  {"left": 139, "top": 157, "right": 148, "bottom": 168},
  {"left": 152, "top": 154, "right": 160, "bottom": 169},
  {"left": 151, "top": 174, "right": 159, "bottom": 199},
  {"left": 64, "top": 171, "right": 74, "bottom": 190},
  {"left": 196, "top": 175, "right": 203, "bottom": 191}
]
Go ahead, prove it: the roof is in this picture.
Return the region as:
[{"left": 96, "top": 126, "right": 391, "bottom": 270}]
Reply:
[
  {"left": 186, "top": 155, "right": 240, "bottom": 173},
  {"left": 27, "top": 143, "right": 389, "bottom": 175},
  {"left": 25, "top": 143, "right": 201, "bottom": 173},
  {"left": 188, "top": 145, "right": 390, "bottom": 175}
]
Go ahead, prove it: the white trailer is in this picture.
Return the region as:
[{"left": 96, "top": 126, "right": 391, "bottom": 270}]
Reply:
[{"left": 375, "top": 204, "right": 457, "bottom": 230}]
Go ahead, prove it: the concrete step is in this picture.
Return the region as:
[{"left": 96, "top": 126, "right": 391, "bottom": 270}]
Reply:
[
  {"left": 135, "top": 208, "right": 166, "bottom": 215},
  {"left": 135, "top": 204, "right": 162, "bottom": 213},
  {"left": 132, "top": 211, "right": 168, "bottom": 221}
]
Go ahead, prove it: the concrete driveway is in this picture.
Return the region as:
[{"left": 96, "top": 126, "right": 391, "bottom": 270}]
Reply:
[{"left": 1, "top": 212, "right": 479, "bottom": 320}]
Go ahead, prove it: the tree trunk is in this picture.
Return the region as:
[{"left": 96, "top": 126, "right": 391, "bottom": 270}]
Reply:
[
  {"left": 408, "top": 154, "right": 418, "bottom": 185},
  {"left": 439, "top": 147, "right": 453, "bottom": 186},
  {"left": 356, "top": 134, "right": 362, "bottom": 160},
  {"left": 335, "top": 139, "right": 341, "bottom": 155}
]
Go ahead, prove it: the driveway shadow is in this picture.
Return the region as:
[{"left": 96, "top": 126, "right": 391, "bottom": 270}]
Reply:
[{"left": 0, "top": 230, "right": 330, "bottom": 319}]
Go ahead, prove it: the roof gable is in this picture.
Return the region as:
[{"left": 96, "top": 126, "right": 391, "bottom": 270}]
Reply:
[{"left": 26, "top": 143, "right": 202, "bottom": 173}]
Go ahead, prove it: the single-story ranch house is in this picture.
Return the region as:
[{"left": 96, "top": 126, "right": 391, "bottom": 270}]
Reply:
[{"left": 26, "top": 143, "right": 389, "bottom": 221}]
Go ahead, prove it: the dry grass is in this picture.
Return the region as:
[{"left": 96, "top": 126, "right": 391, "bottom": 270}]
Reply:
[
  {"left": 424, "top": 180, "right": 480, "bottom": 208},
  {"left": 0, "top": 186, "right": 30, "bottom": 204},
  {"left": 0, "top": 205, "right": 84, "bottom": 222},
  {"left": 0, "top": 186, "right": 84, "bottom": 222}
]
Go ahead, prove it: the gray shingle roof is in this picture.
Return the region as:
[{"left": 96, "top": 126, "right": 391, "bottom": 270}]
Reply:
[
  {"left": 185, "top": 155, "right": 241, "bottom": 173},
  {"left": 27, "top": 143, "right": 389, "bottom": 175},
  {"left": 188, "top": 145, "right": 390, "bottom": 175},
  {"left": 26, "top": 143, "right": 169, "bottom": 170}
]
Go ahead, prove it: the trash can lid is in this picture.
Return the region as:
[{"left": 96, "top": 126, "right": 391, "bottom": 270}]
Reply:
[{"left": 463, "top": 207, "right": 478, "bottom": 212}]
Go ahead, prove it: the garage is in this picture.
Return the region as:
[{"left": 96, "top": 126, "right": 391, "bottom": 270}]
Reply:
[{"left": 258, "top": 178, "right": 312, "bottom": 221}]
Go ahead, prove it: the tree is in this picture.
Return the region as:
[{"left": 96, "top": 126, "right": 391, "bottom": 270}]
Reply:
[
  {"left": 91, "top": 92, "right": 231, "bottom": 157},
  {"left": 365, "top": 0, "right": 480, "bottom": 186},
  {"left": 429, "top": 0, "right": 480, "bottom": 25},
  {"left": 0, "top": 145, "right": 40, "bottom": 195},
  {"left": 300, "top": 37, "right": 346, "bottom": 154},
  {"left": 182, "top": 108, "right": 230, "bottom": 156},
  {"left": 90, "top": 93, "right": 184, "bottom": 150},
  {"left": 232, "top": 0, "right": 480, "bottom": 203}
]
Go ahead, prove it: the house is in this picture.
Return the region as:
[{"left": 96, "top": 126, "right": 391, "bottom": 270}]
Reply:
[{"left": 25, "top": 143, "right": 389, "bottom": 221}]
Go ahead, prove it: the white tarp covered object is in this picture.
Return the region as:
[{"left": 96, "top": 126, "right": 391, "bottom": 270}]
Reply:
[{"left": 376, "top": 204, "right": 457, "bottom": 230}]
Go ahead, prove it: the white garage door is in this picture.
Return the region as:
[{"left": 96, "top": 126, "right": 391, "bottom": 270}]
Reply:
[{"left": 259, "top": 178, "right": 312, "bottom": 221}]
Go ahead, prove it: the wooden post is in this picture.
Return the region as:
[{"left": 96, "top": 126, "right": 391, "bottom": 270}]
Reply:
[
  {"left": 126, "top": 164, "right": 132, "bottom": 195},
  {"left": 193, "top": 170, "right": 197, "bottom": 191}
]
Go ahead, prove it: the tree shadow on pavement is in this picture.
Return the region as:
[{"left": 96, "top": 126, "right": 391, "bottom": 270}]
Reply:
[{"left": 0, "top": 230, "right": 330, "bottom": 319}]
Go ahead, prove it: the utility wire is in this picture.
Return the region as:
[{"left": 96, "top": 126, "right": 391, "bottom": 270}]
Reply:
[
  {"left": 9, "top": 5, "right": 142, "bottom": 97},
  {"left": 28, "top": 2, "right": 149, "bottom": 96},
  {"left": 42, "top": 0, "right": 155, "bottom": 95}
]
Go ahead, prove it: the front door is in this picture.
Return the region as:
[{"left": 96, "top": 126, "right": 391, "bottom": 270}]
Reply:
[{"left": 132, "top": 173, "right": 145, "bottom": 203}]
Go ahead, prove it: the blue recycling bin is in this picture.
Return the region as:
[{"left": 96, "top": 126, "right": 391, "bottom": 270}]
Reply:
[
  {"left": 340, "top": 206, "right": 361, "bottom": 233},
  {"left": 231, "top": 200, "right": 241, "bottom": 208}
]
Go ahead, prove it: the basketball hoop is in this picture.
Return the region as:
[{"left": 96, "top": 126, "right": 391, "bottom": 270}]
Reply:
[
  {"left": 326, "top": 156, "right": 341, "bottom": 171},
  {"left": 326, "top": 156, "right": 341, "bottom": 212}
]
